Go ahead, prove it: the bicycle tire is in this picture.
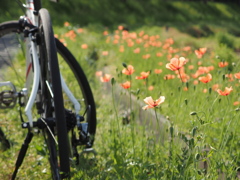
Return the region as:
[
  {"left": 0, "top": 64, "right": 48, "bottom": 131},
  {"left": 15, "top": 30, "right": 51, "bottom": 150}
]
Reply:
[
  {"left": 55, "top": 38, "right": 97, "bottom": 137},
  {"left": 38, "top": 8, "right": 70, "bottom": 179},
  {"left": 0, "top": 17, "right": 97, "bottom": 178},
  {"left": 33, "top": 0, "right": 42, "bottom": 11}
]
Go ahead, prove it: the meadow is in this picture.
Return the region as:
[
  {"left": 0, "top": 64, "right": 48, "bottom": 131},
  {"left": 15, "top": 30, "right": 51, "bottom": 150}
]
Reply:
[
  {"left": 0, "top": 0, "right": 240, "bottom": 179},
  {"left": 54, "top": 19, "right": 240, "bottom": 179}
]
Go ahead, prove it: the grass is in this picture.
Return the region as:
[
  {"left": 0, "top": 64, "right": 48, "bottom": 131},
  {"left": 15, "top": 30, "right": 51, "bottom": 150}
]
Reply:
[{"left": 0, "top": 0, "right": 240, "bottom": 179}]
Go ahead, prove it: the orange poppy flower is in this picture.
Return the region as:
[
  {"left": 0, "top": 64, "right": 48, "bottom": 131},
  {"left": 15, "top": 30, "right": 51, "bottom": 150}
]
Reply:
[
  {"left": 113, "top": 39, "right": 119, "bottom": 44},
  {"left": 119, "top": 45, "right": 124, "bottom": 52},
  {"left": 166, "top": 57, "right": 187, "bottom": 71},
  {"left": 177, "top": 71, "right": 189, "bottom": 83},
  {"left": 122, "top": 65, "right": 135, "bottom": 75},
  {"left": 167, "top": 54, "right": 172, "bottom": 60},
  {"left": 142, "top": 96, "right": 165, "bottom": 110},
  {"left": 136, "top": 38, "right": 143, "bottom": 44},
  {"left": 198, "top": 73, "right": 212, "bottom": 83},
  {"left": 114, "top": 34, "right": 120, "bottom": 39},
  {"left": 165, "top": 38, "right": 174, "bottom": 45},
  {"left": 64, "top": 21, "right": 70, "bottom": 27},
  {"left": 77, "top": 28, "right": 84, "bottom": 33},
  {"left": 188, "top": 65, "right": 194, "bottom": 70},
  {"left": 233, "top": 101, "right": 240, "bottom": 106},
  {"left": 60, "top": 38, "right": 67, "bottom": 47},
  {"left": 192, "top": 66, "right": 210, "bottom": 79},
  {"left": 183, "top": 46, "right": 191, "bottom": 52},
  {"left": 217, "top": 86, "right": 233, "bottom": 96},
  {"left": 234, "top": 72, "right": 240, "bottom": 79},
  {"left": 212, "top": 84, "right": 219, "bottom": 91},
  {"left": 203, "top": 88, "right": 208, "bottom": 93},
  {"left": 121, "top": 81, "right": 131, "bottom": 89},
  {"left": 128, "top": 40, "right": 134, "bottom": 47},
  {"left": 64, "top": 30, "right": 76, "bottom": 41},
  {"left": 102, "top": 51, "right": 109, "bottom": 56},
  {"left": 149, "top": 35, "right": 156, "bottom": 41},
  {"left": 81, "top": 44, "right": 88, "bottom": 49},
  {"left": 118, "top": 25, "right": 124, "bottom": 30},
  {"left": 207, "top": 65, "right": 214, "bottom": 71},
  {"left": 143, "top": 34, "right": 149, "bottom": 40},
  {"left": 162, "top": 43, "right": 170, "bottom": 50},
  {"left": 164, "top": 74, "right": 175, "bottom": 80},
  {"left": 148, "top": 86, "right": 154, "bottom": 91},
  {"left": 95, "top": 71, "right": 102, "bottom": 77},
  {"left": 218, "top": 61, "right": 228, "bottom": 68},
  {"left": 198, "top": 61, "right": 202, "bottom": 66},
  {"left": 193, "top": 80, "right": 199, "bottom": 85},
  {"left": 156, "top": 52, "right": 163, "bottom": 57},
  {"left": 142, "top": 54, "right": 151, "bottom": 59},
  {"left": 129, "top": 32, "right": 137, "bottom": 39},
  {"left": 225, "top": 74, "right": 234, "bottom": 81},
  {"left": 103, "top": 30, "right": 109, "bottom": 36},
  {"left": 136, "top": 71, "right": 150, "bottom": 79},
  {"left": 144, "top": 43, "right": 149, "bottom": 48},
  {"left": 100, "top": 74, "right": 111, "bottom": 82},
  {"left": 133, "top": 48, "right": 140, "bottom": 54},
  {"left": 139, "top": 31, "right": 144, "bottom": 37},
  {"left": 183, "top": 87, "right": 188, "bottom": 91},
  {"left": 154, "top": 69, "right": 162, "bottom": 74},
  {"left": 155, "top": 41, "right": 162, "bottom": 47},
  {"left": 195, "top": 48, "right": 207, "bottom": 58},
  {"left": 122, "top": 30, "right": 129, "bottom": 38},
  {"left": 168, "top": 47, "right": 179, "bottom": 54}
]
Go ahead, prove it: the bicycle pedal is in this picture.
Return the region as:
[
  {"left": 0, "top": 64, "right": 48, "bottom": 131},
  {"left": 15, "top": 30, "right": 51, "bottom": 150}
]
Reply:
[{"left": 0, "top": 81, "right": 17, "bottom": 109}]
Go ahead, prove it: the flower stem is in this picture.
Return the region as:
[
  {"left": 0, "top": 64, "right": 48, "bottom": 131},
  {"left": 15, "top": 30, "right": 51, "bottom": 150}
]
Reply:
[
  {"left": 111, "top": 78, "right": 123, "bottom": 158},
  {"left": 129, "top": 74, "right": 135, "bottom": 158},
  {"left": 178, "top": 69, "right": 184, "bottom": 84}
]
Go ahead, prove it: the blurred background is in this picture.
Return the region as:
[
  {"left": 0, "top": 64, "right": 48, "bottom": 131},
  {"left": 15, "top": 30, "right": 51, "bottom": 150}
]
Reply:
[{"left": 1, "top": 0, "right": 240, "bottom": 33}]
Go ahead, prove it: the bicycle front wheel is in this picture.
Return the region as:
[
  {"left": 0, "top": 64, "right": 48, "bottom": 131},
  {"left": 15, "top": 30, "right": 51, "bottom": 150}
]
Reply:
[{"left": 38, "top": 8, "right": 70, "bottom": 179}]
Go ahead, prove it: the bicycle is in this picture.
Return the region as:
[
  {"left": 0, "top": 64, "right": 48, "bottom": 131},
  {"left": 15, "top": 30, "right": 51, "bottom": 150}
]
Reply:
[{"left": 0, "top": 0, "right": 97, "bottom": 179}]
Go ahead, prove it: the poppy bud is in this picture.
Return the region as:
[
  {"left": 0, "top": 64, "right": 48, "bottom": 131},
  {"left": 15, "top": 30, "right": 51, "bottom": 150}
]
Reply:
[
  {"left": 122, "top": 62, "right": 127, "bottom": 68},
  {"left": 209, "top": 87, "right": 212, "bottom": 94},
  {"left": 136, "top": 88, "right": 140, "bottom": 95},
  {"left": 111, "top": 77, "right": 115, "bottom": 85},
  {"left": 190, "top": 111, "right": 197, "bottom": 115},
  {"left": 222, "top": 74, "right": 225, "bottom": 81}
]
